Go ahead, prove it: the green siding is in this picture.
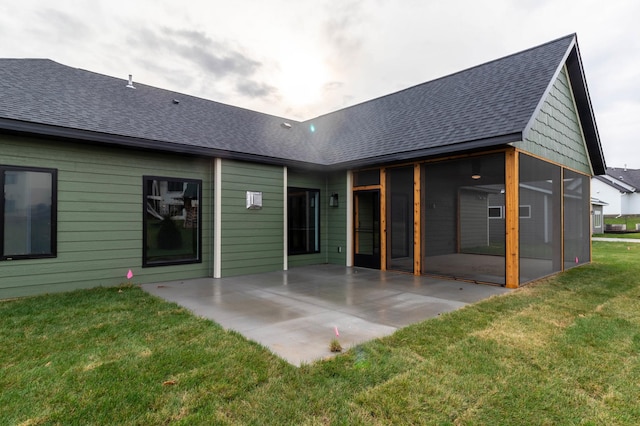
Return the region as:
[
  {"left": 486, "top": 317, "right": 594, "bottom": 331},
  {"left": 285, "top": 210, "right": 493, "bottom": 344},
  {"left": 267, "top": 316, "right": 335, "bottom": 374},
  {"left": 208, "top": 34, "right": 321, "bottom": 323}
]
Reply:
[
  {"left": 220, "top": 160, "right": 284, "bottom": 276},
  {"left": 0, "top": 135, "right": 213, "bottom": 299},
  {"left": 516, "top": 67, "right": 591, "bottom": 174},
  {"left": 327, "top": 171, "right": 347, "bottom": 265},
  {"left": 287, "top": 170, "right": 328, "bottom": 268}
]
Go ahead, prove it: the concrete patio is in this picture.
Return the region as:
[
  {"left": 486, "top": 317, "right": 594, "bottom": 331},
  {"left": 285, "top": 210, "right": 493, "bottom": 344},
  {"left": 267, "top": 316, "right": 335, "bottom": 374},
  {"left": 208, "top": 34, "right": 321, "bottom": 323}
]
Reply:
[{"left": 141, "top": 265, "right": 509, "bottom": 366}]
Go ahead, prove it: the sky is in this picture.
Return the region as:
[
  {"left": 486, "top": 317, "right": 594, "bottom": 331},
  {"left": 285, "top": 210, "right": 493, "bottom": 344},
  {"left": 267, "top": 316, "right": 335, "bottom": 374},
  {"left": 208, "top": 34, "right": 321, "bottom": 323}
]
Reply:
[{"left": 1, "top": 0, "right": 639, "bottom": 169}]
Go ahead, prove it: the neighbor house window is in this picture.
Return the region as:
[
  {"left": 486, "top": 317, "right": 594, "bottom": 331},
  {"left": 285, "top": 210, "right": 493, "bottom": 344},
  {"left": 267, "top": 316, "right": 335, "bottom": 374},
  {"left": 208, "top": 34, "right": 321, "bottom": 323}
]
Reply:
[
  {"left": 488, "top": 206, "right": 503, "bottom": 219},
  {"left": 1, "top": 166, "right": 57, "bottom": 260},
  {"left": 143, "top": 176, "right": 201, "bottom": 266},
  {"left": 288, "top": 188, "right": 320, "bottom": 255},
  {"left": 519, "top": 205, "right": 531, "bottom": 219},
  {"left": 594, "top": 210, "right": 602, "bottom": 228}
]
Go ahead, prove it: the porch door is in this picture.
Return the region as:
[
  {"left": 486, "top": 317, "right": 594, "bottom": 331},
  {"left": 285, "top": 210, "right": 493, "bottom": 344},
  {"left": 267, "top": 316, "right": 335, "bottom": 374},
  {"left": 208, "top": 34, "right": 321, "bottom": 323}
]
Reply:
[{"left": 354, "top": 190, "right": 380, "bottom": 269}]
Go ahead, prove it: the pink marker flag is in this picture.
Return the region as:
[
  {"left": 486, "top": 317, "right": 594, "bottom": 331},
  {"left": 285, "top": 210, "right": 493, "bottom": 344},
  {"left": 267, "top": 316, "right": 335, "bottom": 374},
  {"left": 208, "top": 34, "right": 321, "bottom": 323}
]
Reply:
[
  {"left": 334, "top": 326, "right": 340, "bottom": 337},
  {"left": 127, "top": 269, "right": 134, "bottom": 280}
]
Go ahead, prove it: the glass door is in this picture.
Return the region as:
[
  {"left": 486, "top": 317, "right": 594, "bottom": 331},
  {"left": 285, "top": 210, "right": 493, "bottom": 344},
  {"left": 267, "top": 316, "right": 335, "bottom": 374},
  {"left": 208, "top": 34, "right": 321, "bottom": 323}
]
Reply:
[{"left": 354, "top": 190, "right": 380, "bottom": 269}]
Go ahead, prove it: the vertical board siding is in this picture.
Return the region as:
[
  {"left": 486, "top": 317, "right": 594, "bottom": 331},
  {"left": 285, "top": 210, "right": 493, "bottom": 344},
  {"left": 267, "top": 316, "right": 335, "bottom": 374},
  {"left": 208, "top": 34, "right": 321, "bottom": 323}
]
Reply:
[
  {"left": 0, "top": 135, "right": 212, "bottom": 299},
  {"left": 327, "top": 171, "right": 347, "bottom": 265},
  {"left": 220, "top": 160, "right": 284, "bottom": 276},
  {"left": 517, "top": 67, "right": 591, "bottom": 174},
  {"left": 286, "top": 170, "right": 328, "bottom": 268}
]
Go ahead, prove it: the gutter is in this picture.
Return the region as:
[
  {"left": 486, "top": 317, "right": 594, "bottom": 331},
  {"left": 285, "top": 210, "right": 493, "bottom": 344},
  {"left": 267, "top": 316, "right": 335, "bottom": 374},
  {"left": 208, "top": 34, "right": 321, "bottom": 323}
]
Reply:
[{"left": 0, "top": 117, "right": 326, "bottom": 171}]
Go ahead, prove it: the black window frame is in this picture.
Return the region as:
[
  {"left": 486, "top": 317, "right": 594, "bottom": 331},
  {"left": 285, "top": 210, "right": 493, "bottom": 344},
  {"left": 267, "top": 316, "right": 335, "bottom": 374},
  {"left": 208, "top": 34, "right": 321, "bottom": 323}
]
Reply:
[
  {"left": 143, "top": 175, "right": 202, "bottom": 267},
  {"left": 288, "top": 187, "right": 321, "bottom": 255},
  {"left": 1, "top": 165, "right": 57, "bottom": 261}
]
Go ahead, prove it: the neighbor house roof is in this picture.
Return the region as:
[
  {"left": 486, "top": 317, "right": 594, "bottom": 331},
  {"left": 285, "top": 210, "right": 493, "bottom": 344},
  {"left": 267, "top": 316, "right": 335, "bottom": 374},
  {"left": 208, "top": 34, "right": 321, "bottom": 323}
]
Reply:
[
  {"left": 594, "top": 167, "right": 640, "bottom": 193},
  {"left": 0, "top": 34, "right": 605, "bottom": 173}
]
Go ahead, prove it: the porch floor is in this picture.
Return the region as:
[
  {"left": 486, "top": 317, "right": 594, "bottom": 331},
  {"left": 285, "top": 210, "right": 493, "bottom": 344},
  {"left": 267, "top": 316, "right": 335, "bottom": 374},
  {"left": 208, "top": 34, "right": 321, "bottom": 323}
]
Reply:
[{"left": 141, "top": 264, "right": 509, "bottom": 366}]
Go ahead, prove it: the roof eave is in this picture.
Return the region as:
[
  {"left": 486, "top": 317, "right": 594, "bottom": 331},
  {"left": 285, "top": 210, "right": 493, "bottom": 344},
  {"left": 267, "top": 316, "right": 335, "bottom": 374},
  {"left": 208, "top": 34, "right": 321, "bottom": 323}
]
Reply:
[
  {"left": 323, "top": 132, "right": 522, "bottom": 171},
  {"left": 566, "top": 42, "right": 606, "bottom": 175},
  {"left": 0, "top": 118, "right": 325, "bottom": 170}
]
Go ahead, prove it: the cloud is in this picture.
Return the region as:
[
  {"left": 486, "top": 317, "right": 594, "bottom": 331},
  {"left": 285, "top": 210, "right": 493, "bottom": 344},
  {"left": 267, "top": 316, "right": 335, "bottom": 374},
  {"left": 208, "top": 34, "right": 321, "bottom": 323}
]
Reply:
[
  {"left": 322, "top": 0, "right": 366, "bottom": 53},
  {"left": 236, "top": 80, "right": 277, "bottom": 98},
  {"left": 128, "top": 27, "right": 261, "bottom": 78},
  {"left": 323, "top": 81, "right": 343, "bottom": 91},
  {"left": 37, "top": 8, "right": 92, "bottom": 40}
]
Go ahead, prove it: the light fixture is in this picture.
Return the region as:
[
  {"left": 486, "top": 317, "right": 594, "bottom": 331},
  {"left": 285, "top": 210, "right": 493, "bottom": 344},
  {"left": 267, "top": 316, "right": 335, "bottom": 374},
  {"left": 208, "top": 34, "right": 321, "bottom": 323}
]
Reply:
[
  {"left": 471, "top": 159, "right": 481, "bottom": 180},
  {"left": 329, "top": 193, "right": 339, "bottom": 207}
]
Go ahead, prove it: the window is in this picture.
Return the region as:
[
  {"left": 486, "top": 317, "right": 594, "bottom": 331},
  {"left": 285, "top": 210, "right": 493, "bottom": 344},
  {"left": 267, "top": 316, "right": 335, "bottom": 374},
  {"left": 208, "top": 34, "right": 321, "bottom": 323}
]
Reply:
[
  {"left": 488, "top": 206, "right": 503, "bottom": 219},
  {"left": 288, "top": 188, "right": 320, "bottom": 255},
  {"left": 519, "top": 205, "right": 531, "bottom": 219},
  {"left": 1, "top": 166, "right": 57, "bottom": 260},
  {"left": 353, "top": 169, "right": 380, "bottom": 187},
  {"left": 594, "top": 210, "right": 602, "bottom": 228},
  {"left": 143, "top": 176, "right": 201, "bottom": 266}
]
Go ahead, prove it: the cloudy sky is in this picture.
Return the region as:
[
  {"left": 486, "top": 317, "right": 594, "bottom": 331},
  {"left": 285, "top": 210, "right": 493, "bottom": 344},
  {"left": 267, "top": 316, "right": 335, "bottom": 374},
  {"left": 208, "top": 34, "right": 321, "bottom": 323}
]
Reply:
[{"left": 1, "top": 0, "right": 638, "bottom": 168}]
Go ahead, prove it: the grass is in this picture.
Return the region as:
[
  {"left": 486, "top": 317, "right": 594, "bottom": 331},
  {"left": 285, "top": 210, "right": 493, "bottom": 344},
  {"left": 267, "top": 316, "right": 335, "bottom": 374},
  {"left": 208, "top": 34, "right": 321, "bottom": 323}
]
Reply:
[
  {"left": 2, "top": 242, "right": 640, "bottom": 424},
  {"left": 594, "top": 232, "right": 640, "bottom": 239},
  {"left": 604, "top": 215, "right": 640, "bottom": 232},
  {"left": 605, "top": 215, "right": 640, "bottom": 225}
]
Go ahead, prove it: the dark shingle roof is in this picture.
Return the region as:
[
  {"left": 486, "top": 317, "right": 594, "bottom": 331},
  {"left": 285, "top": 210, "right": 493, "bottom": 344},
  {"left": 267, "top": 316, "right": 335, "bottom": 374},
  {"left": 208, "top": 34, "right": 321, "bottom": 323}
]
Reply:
[
  {"left": 305, "top": 35, "right": 573, "bottom": 166},
  {"left": 597, "top": 167, "right": 640, "bottom": 192},
  {"left": 0, "top": 34, "right": 605, "bottom": 173}
]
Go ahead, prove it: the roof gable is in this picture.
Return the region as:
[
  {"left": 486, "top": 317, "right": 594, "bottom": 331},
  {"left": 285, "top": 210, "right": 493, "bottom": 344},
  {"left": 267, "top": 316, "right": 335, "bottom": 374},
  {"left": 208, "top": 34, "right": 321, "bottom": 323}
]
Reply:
[{"left": 304, "top": 34, "right": 577, "bottom": 167}]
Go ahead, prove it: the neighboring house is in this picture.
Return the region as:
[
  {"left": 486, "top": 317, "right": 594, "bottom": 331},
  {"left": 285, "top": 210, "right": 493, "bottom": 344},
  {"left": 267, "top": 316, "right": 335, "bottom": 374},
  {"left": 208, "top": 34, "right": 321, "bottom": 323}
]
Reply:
[
  {"left": 592, "top": 167, "right": 640, "bottom": 216},
  {"left": 0, "top": 34, "right": 605, "bottom": 298}
]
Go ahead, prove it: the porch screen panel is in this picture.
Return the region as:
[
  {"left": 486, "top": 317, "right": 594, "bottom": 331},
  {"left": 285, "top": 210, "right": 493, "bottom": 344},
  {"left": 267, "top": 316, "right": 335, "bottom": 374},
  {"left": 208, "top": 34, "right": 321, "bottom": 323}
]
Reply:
[
  {"left": 563, "top": 170, "right": 590, "bottom": 269},
  {"left": 388, "top": 166, "right": 414, "bottom": 272},
  {"left": 518, "top": 155, "right": 561, "bottom": 283},
  {"left": 422, "top": 154, "right": 506, "bottom": 284}
]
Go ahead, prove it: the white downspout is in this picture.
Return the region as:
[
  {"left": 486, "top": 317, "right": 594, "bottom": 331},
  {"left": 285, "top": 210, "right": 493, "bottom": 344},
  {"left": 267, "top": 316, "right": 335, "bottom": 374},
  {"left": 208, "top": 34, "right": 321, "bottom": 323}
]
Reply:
[
  {"left": 283, "top": 166, "right": 288, "bottom": 271},
  {"left": 214, "top": 158, "right": 222, "bottom": 278}
]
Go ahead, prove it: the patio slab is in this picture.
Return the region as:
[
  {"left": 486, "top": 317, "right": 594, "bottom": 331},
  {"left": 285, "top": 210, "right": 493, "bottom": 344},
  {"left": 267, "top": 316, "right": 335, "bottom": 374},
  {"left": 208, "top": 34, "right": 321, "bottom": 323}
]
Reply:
[{"left": 141, "top": 265, "right": 509, "bottom": 366}]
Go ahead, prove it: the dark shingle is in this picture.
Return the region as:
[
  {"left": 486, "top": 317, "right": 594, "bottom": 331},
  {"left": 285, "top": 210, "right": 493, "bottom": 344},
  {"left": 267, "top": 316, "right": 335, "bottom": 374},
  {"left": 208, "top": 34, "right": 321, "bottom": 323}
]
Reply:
[
  {"left": 0, "top": 34, "right": 604, "bottom": 173},
  {"left": 604, "top": 167, "right": 640, "bottom": 191},
  {"left": 305, "top": 35, "right": 575, "bottom": 167},
  {"left": 0, "top": 59, "right": 318, "bottom": 164}
]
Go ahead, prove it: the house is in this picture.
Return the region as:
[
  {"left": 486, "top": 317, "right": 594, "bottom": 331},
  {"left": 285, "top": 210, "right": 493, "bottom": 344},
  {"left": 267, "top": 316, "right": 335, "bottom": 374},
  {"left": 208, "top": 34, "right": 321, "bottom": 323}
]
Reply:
[
  {"left": 591, "top": 167, "right": 640, "bottom": 217},
  {"left": 0, "top": 34, "right": 605, "bottom": 299}
]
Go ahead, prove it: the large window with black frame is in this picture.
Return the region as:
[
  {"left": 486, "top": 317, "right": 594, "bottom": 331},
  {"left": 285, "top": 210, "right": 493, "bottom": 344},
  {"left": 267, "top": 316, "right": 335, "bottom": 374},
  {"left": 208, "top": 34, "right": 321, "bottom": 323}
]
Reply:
[
  {"left": 1, "top": 166, "right": 57, "bottom": 260},
  {"left": 143, "top": 176, "right": 201, "bottom": 266}
]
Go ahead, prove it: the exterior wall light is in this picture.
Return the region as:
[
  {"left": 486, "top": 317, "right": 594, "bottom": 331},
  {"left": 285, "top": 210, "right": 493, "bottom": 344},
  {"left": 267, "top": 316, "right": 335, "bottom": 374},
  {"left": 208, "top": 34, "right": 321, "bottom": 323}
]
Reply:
[{"left": 329, "top": 193, "right": 339, "bottom": 207}]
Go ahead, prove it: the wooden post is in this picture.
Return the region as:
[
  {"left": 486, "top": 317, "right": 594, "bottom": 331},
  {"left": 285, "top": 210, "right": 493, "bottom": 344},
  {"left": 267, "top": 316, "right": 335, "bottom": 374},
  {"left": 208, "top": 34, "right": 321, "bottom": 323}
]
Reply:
[
  {"left": 505, "top": 149, "right": 519, "bottom": 288},
  {"left": 380, "top": 168, "right": 387, "bottom": 271},
  {"left": 414, "top": 163, "right": 422, "bottom": 275}
]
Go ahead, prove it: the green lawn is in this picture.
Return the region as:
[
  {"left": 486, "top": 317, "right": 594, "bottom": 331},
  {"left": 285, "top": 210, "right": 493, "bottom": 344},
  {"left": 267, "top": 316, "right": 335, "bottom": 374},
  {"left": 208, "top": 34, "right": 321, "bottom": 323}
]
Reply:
[
  {"left": 605, "top": 215, "right": 640, "bottom": 226},
  {"left": 2, "top": 242, "right": 640, "bottom": 424},
  {"left": 594, "top": 232, "right": 640, "bottom": 239}
]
